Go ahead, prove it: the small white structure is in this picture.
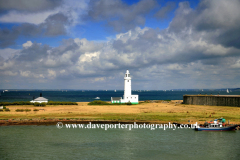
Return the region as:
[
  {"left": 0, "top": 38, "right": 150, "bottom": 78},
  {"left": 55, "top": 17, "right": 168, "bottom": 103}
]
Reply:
[
  {"left": 30, "top": 93, "right": 48, "bottom": 103},
  {"left": 111, "top": 70, "right": 139, "bottom": 104}
]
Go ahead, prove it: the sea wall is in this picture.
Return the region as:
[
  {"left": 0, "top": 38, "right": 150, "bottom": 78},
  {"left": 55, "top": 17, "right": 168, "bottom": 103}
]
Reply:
[{"left": 183, "top": 95, "right": 240, "bottom": 107}]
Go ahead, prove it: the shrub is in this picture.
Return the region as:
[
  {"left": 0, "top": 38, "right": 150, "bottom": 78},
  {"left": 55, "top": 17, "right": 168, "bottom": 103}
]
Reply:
[
  {"left": 126, "top": 102, "right": 132, "bottom": 105},
  {"left": 34, "top": 102, "right": 46, "bottom": 107},
  {"left": 33, "top": 109, "right": 39, "bottom": 111},
  {"left": 88, "top": 100, "right": 110, "bottom": 105},
  {"left": 25, "top": 109, "right": 31, "bottom": 112},
  {"left": 3, "top": 106, "right": 6, "bottom": 109},
  {"left": 0, "top": 101, "right": 32, "bottom": 106},
  {"left": 5, "top": 108, "right": 10, "bottom": 112},
  {"left": 47, "top": 101, "right": 78, "bottom": 105},
  {"left": 16, "top": 109, "right": 24, "bottom": 112},
  {"left": 0, "top": 109, "right": 3, "bottom": 112}
]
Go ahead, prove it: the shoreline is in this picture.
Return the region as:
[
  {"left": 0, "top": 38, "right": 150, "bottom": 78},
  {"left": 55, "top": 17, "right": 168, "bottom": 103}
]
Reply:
[{"left": 1, "top": 120, "right": 240, "bottom": 127}]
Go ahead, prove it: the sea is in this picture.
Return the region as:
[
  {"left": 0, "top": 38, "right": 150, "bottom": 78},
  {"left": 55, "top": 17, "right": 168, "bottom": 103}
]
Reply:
[
  {"left": 1, "top": 90, "right": 240, "bottom": 159},
  {"left": 0, "top": 125, "right": 239, "bottom": 159},
  {"left": 1, "top": 89, "right": 240, "bottom": 102}
]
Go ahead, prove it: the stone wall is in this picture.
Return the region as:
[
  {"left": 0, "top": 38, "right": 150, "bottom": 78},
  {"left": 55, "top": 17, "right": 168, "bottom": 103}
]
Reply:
[{"left": 183, "top": 95, "right": 240, "bottom": 107}]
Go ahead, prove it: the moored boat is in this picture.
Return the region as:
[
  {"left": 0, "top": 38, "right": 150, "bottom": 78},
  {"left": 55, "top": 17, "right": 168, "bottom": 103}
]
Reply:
[{"left": 195, "top": 118, "right": 237, "bottom": 131}]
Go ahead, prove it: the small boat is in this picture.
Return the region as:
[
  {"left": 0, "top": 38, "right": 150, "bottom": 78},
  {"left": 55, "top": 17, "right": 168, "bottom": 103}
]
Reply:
[
  {"left": 114, "top": 90, "right": 116, "bottom": 92},
  {"left": 227, "top": 89, "right": 229, "bottom": 93},
  {"left": 95, "top": 97, "right": 100, "bottom": 99},
  {"left": 195, "top": 118, "right": 237, "bottom": 131}
]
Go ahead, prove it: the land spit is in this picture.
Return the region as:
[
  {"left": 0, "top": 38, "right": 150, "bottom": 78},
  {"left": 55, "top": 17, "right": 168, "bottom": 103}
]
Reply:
[{"left": 0, "top": 100, "right": 240, "bottom": 126}]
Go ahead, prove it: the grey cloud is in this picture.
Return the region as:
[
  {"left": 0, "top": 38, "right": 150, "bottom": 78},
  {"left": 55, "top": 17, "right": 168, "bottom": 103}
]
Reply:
[
  {"left": 155, "top": 2, "right": 175, "bottom": 19},
  {"left": 43, "top": 12, "right": 70, "bottom": 36},
  {"left": 0, "top": 0, "right": 63, "bottom": 13},
  {"left": 0, "top": 12, "right": 70, "bottom": 48},
  {"left": 0, "top": 27, "right": 19, "bottom": 47},
  {"left": 87, "top": 0, "right": 157, "bottom": 32},
  {"left": 169, "top": 0, "right": 240, "bottom": 49}
]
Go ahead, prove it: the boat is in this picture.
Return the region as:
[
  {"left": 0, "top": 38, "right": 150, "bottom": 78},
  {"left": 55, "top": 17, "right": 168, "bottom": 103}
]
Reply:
[
  {"left": 95, "top": 97, "right": 100, "bottom": 99},
  {"left": 114, "top": 90, "right": 116, "bottom": 92},
  {"left": 195, "top": 118, "right": 237, "bottom": 131},
  {"left": 227, "top": 89, "right": 229, "bottom": 93}
]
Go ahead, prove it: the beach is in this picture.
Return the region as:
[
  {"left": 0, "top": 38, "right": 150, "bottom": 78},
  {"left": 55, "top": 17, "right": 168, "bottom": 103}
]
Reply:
[{"left": 1, "top": 100, "right": 240, "bottom": 126}]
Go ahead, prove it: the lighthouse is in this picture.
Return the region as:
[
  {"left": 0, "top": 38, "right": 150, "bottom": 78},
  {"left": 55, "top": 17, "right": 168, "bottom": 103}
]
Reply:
[
  {"left": 124, "top": 70, "right": 131, "bottom": 99},
  {"left": 111, "top": 70, "right": 139, "bottom": 104}
]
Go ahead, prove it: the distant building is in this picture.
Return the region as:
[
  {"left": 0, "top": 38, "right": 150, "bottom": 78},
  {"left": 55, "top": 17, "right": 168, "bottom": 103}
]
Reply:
[
  {"left": 111, "top": 70, "right": 139, "bottom": 104},
  {"left": 30, "top": 93, "right": 48, "bottom": 103}
]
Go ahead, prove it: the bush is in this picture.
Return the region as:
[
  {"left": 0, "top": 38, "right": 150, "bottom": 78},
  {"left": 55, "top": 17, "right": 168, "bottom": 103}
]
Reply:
[
  {"left": 33, "top": 109, "right": 39, "bottom": 111},
  {"left": 0, "top": 101, "right": 32, "bottom": 106},
  {"left": 126, "top": 102, "right": 132, "bottom": 105},
  {"left": 47, "top": 101, "right": 78, "bottom": 105},
  {"left": 0, "top": 109, "right": 3, "bottom": 112},
  {"left": 16, "top": 109, "right": 24, "bottom": 112},
  {"left": 5, "top": 108, "right": 10, "bottom": 112},
  {"left": 25, "top": 109, "right": 31, "bottom": 112},
  {"left": 88, "top": 100, "right": 110, "bottom": 105},
  {"left": 3, "top": 106, "right": 6, "bottom": 109},
  {"left": 34, "top": 102, "right": 46, "bottom": 107}
]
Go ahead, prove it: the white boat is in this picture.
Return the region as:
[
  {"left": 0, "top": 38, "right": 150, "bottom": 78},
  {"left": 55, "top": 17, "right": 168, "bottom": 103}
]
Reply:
[
  {"left": 95, "top": 97, "right": 100, "bottom": 99},
  {"left": 114, "top": 90, "right": 116, "bottom": 92},
  {"left": 227, "top": 89, "right": 229, "bottom": 93}
]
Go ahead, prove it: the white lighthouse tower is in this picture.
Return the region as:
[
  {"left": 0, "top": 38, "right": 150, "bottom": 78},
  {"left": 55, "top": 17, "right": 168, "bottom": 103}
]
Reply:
[
  {"left": 111, "top": 70, "right": 138, "bottom": 104},
  {"left": 124, "top": 70, "right": 131, "bottom": 99}
]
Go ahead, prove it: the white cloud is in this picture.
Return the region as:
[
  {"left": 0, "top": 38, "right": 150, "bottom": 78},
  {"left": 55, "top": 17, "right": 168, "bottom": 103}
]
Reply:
[
  {"left": 22, "top": 41, "right": 33, "bottom": 48},
  {"left": 20, "top": 70, "right": 31, "bottom": 77},
  {"left": 48, "top": 69, "right": 56, "bottom": 79}
]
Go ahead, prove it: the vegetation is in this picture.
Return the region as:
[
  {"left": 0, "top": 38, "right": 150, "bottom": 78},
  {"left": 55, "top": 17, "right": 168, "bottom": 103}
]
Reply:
[
  {"left": 0, "top": 101, "right": 32, "bottom": 106},
  {"left": 0, "top": 109, "right": 3, "bottom": 112},
  {"left": 47, "top": 101, "right": 78, "bottom": 105},
  {"left": 5, "top": 108, "right": 10, "bottom": 112},
  {"left": 34, "top": 102, "right": 46, "bottom": 107},
  {"left": 25, "top": 109, "right": 31, "bottom": 112},
  {"left": 33, "top": 109, "right": 39, "bottom": 111},
  {"left": 88, "top": 100, "right": 110, "bottom": 105},
  {"left": 15, "top": 109, "right": 24, "bottom": 112}
]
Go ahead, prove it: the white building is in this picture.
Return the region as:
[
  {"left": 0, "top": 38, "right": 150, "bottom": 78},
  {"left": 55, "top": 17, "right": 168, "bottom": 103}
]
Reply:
[
  {"left": 30, "top": 93, "right": 48, "bottom": 103},
  {"left": 111, "top": 70, "right": 139, "bottom": 104}
]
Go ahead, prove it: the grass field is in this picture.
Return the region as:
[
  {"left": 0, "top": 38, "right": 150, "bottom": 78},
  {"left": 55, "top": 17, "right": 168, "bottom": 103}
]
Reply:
[{"left": 0, "top": 100, "right": 240, "bottom": 124}]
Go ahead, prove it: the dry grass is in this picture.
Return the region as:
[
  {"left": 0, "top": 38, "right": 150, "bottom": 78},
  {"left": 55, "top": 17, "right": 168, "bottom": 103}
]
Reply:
[{"left": 0, "top": 100, "right": 240, "bottom": 124}]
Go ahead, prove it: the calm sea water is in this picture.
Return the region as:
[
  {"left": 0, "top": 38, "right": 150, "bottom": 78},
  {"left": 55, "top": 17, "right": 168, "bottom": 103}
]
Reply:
[
  {"left": 0, "top": 125, "right": 239, "bottom": 159},
  {"left": 1, "top": 90, "right": 240, "bottom": 102}
]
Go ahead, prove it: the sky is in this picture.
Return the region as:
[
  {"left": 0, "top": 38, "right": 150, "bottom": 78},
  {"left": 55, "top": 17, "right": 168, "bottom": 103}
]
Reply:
[{"left": 0, "top": 0, "right": 240, "bottom": 90}]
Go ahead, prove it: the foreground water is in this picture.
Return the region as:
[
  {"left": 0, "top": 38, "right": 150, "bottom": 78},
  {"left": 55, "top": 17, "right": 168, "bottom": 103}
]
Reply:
[
  {"left": 0, "top": 125, "right": 239, "bottom": 159},
  {"left": 1, "top": 90, "right": 240, "bottom": 102}
]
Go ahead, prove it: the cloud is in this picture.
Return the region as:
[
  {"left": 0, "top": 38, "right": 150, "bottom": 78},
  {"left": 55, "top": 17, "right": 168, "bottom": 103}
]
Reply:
[
  {"left": 0, "top": 0, "right": 63, "bottom": 13},
  {"left": 1, "top": 0, "right": 240, "bottom": 89},
  {"left": 22, "top": 41, "right": 33, "bottom": 48},
  {"left": 169, "top": 0, "right": 240, "bottom": 49},
  {"left": 86, "top": 0, "right": 157, "bottom": 32},
  {"left": 155, "top": 2, "right": 175, "bottom": 19},
  {"left": 0, "top": 12, "right": 71, "bottom": 47}
]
